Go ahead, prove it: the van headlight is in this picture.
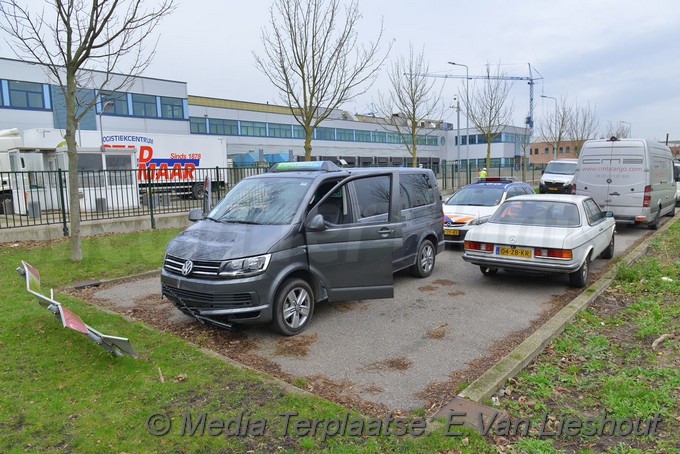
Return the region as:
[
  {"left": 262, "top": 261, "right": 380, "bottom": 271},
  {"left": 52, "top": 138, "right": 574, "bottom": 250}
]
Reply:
[{"left": 219, "top": 254, "right": 271, "bottom": 277}]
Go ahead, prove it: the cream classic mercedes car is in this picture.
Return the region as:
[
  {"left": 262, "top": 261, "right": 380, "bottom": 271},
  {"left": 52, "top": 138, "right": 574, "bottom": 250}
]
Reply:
[{"left": 462, "top": 194, "right": 616, "bottom": 287}]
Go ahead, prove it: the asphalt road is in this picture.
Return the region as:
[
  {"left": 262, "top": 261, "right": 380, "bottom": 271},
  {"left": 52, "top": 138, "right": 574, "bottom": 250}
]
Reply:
[{"left": 93, "top": 220, "right": 661, "bottom": 412}]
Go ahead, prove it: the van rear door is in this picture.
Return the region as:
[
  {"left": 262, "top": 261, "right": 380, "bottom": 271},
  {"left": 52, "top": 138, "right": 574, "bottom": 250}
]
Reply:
[
  {"left": 578, "top": 141, "right": 646, "bottom": 213},
  {"left": 305, "top": 172, "right": 400, "bottom": 301}
]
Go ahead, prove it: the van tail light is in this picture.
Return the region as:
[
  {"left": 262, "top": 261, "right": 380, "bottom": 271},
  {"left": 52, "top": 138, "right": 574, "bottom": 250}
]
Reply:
[
  {"left": 464, "top": 241, "right": 494, "bottom": 252},
  {"left": 534, "top": 248, "right": 573, "bottom": 259},
  {"left": 642, "top": 185, "right": 652, "bottom": 207}
]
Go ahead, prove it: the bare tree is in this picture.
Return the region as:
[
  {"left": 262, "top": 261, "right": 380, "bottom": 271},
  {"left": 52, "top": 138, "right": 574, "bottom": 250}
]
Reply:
[
  {"left": 373, "top": 44, "right": 445, "bottom": 167},
  {"left": 0, "top": 0, "right": 175, "bottom": 261},
  {"left": 538, "top": 96, "right": 570, "bottom": 159},
  {"left": 462, "top": 63, "right": 514, "bottom": 170},
  {"left": 254, "top": 0, "right": 389, "bottom": 161},
  {"left": 567, "top": 101, "right": 599, "bottom": 156},
  {"left": 602, "top": 120, "right": 630, "bottom": 139}
]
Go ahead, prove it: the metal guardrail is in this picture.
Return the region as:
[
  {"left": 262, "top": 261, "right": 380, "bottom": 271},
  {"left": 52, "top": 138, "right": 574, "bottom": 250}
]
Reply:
[{"left": 0, "top": 166, "right": 268, "bottom": 232}]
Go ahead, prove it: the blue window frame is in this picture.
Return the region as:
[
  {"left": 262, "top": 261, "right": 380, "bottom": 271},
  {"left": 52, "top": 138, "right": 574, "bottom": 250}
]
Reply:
[
  {"left": 100, "top": 91, "right": 129, "bottom": 115},
  {"left": 355, "top": 130, "right": 371, "bottom": 142},
  {"left": 373, "top": 131, "right": 386, "bottom": 143},
  {"left": 315, "top": 127, "right": 334, "bottom": 140},
  {"left": 336, "top": 128, "right": 354, "bottom": 141},
  {"left": 8, "top": 80, "right": 45, "bottom": 109},
  {"left": 209, "top": 118, "right": 238, "bottom": 135},
  {"left": 240, "top": 121, "right": 266, "bottom": 136},
  {"left": 190, "top": 117, "right": 207, "bottom": 134},
  {"left": 268, "top": 123, "right": 292, "bottom": 138},
  {"left": 131, "top": 94, "right": 157, "bottom": 117},
  {"left": 160, "top": 96, "right": 184, "bottom": 119},
  {"left": 292, "top": 125, "right": 306, "bottom": 139}
]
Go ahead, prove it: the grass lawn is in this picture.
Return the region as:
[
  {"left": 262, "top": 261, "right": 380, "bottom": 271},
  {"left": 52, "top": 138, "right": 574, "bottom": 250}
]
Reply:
[
  {"left": 1, "top": 221, "right": 678, "bottom": 453},
  {"left": 495, "top": 221, "right": 680, "bottom": 453},
  {"left": 0, "top": 230, "right": 489, "bottom": 453}
]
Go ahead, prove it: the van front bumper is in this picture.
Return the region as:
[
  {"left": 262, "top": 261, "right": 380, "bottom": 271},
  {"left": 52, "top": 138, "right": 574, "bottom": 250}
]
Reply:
[{"left": 161, "top": 268, "right": 276, "bottom": 326}]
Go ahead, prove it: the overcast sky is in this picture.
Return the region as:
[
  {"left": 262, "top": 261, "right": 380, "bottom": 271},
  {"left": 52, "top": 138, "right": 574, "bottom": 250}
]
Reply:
[{"left": 4, "top": 0, "right": 680, "bottom": 141}]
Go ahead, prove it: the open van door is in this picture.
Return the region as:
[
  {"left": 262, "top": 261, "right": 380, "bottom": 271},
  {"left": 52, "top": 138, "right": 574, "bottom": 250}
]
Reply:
[{"left": 305, "top": 172, "right": 401, "bottom": 301}]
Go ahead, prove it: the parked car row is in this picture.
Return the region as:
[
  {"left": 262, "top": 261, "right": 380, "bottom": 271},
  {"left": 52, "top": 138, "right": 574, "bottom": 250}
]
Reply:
[{"left": 160, "top": 139, "right": 677, "bottom": 335}]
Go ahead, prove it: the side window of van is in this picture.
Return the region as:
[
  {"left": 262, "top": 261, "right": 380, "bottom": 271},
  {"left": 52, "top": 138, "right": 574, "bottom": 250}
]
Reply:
[
  {"left": 401, "top": 173, "right": 434, "bottom": 208},
  {"left": 314, "top": 179, "right": 346, "bottom": 225},
  {"left": 354, "top": 175, "right": 391, "bottom": 222}
]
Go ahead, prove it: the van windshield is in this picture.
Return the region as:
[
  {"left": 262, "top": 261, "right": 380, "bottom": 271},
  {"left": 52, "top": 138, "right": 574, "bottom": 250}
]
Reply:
[
  {"left": 206, "top": 177, "right": 310, "bottom": 225},
  {"left": 545, "top": 161, "right": 577, "bottom": 175}
]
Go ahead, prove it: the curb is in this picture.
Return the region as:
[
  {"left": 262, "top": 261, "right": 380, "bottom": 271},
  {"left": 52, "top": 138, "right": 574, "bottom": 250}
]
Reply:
[{"left": 452, "top": 217, "right": 677, "bottom": 405}]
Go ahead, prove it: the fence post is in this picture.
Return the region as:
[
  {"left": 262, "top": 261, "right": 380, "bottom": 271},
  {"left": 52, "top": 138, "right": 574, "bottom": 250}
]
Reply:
[
  {"left": 215, "top": 166, "right": 221, "bottom": 200},
  {"left": 58, "top": 168, "right": 69, "bottom": 237},
  {"left": 146, "top": 167, "right": 156, "bottom": 230}
]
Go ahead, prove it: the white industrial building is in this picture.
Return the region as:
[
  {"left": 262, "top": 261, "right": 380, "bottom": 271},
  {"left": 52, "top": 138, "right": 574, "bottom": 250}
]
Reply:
[{"left": 0, "top": 57, "right": 530, "bottom": 169}]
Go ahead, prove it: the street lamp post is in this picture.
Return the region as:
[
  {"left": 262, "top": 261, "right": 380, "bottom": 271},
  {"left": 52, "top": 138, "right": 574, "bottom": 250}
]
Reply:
[
  {"left": 98, "top": 101, "right": 114, "bottom": 151},
  {"left": 453, "top": 96, "right": 461, "bottom": 190},
  {"left": 449, "top": 62, "right": 469, "bottom": 184},
  {"left": 541, "top": 95, "right": 558, "bottom": 160}
]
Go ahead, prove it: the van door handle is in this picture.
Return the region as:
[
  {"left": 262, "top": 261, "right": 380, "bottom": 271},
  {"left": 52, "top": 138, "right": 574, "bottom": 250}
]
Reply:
[
  {"left": 609, "top": 192, "right": 620, "bottom": 196},
  {"left": 378, "top": 227, "right": 395, "bottom": 236}
]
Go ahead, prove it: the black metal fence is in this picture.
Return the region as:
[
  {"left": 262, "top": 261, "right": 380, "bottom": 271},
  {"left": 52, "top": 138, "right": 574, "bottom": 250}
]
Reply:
[
  {"left": 0, "top": 166, "right": 269, "bottom": 232},
  {"left": 439, "top": 162, "right": 546, "bottom": 192}
]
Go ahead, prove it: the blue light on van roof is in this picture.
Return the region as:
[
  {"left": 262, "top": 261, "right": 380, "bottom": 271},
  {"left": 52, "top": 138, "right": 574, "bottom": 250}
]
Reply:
[{"left": 269, "top": 161, "right": 341, "bottom": 172}]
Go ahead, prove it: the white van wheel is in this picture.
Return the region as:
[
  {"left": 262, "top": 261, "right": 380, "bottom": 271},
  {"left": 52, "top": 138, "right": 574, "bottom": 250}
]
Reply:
[
  {"left": 272, "top": 278, "right": 314, "bottom": 336},
  {"left": 410, "top": 239, "right": 435, "bottom": 278},
  {"left": 648, "top": 209, "right": 661, "bottom": 230}
]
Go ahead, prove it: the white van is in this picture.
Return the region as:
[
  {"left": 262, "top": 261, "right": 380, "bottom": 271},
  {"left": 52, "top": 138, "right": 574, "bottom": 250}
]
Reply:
[
  {"left": 674, "top": 160, "right": 680, "bottom": 205},
  {"left": 574, "top": 138, "right": 676, "bottom": 229},
  {"left": 539, "top": 158, "right": 578, "bottom": 194}
]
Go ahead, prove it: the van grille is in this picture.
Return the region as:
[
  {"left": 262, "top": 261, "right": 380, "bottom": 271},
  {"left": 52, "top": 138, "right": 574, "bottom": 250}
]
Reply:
[
  {"left": 162, "top": 284, "right": 254, "bottom": 309},
  {"left": 164, "top": 254, "right": 221, "bottom": 278}
]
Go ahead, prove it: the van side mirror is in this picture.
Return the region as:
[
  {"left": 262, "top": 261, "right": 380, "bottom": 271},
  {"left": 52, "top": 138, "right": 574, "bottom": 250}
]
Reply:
[
  {"left": 188, "top": 208, "right": 203, "bottom": 222},
  {"left": 306, "top": 213, "right": 327, "bottom": 232},
  {"left": 605, "top": 211, "right": 614, "bottom": 218}
]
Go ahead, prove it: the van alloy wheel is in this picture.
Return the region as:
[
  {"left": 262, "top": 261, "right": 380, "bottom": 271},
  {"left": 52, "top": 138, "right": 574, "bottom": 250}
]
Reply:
[
  {"left": 410, "top": 239, "right": 435, "bottom": 278},
  {"left": 272, "top": 278, "right": 314, "bottom": 335}
]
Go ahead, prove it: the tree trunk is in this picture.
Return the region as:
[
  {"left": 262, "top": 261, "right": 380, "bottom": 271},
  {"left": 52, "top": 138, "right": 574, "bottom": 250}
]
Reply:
[
  {"left": 304, "top": 128, "right": 312, "bottom": 161},
  {"left": 65, "top": 72, "right": 82, "bottom": 261}
]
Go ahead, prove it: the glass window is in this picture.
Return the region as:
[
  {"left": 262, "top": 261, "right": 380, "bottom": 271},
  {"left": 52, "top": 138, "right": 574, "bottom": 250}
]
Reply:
[
  {"left": 491, "top": 200, "right": 580, "bottom": 227},
  {"left": 160, "top": 96, "right": 184, "bottom": 119},
  {"left": 401, "top": 173, "right": 433, "bottom": 208},
  {"left": 355, "top": 130, "right": 371, "bottom": 142},
  {"left": 584, "top": 199, "right": 604, "bottom": 225},
  {"left": 190, "top": 117, "right": 207, "bottom": 134},
  {"left": 315, "top": 127, "right": 335, "bottom": 140},
  {"left": 77, "top": 153, "right": 105, "bottom": 188},
  {"left": 336, "top": 128, "right": 354, "bottom": 141},
  {"left": 386, "top": 133, "right": 402, "bottom": 144},
  {"left": 105, "top": 154, "right": 133, "bottom": 185},
  {"left": 293, "top": 125, "right": 306, "bottom": 139},
  {"left": 268, "top": 123, "right": 292, "bottom": 138},
  {"left": 51, "top": 85, "right": 96, "bottom": 130},
  {"left": 209, "top": 118, "right": 238, "bottom": 135},
  {"left": 240, "top": 121, "right": 266, "bottom": 136},
  {"left": 353, "top": 175, "right": 391, "bottom": 222},
  {"left": 207, "top": 177, "right": 311, "bottom": 225},
  {"left": 9, "top": 80, "right": 44, "bottom": 109},
  {"left": 131, "top": 94, "right": 157, "bottom": 117},
  {"left": 100, "top": 91, "right": 129, "bottom": 115},
  {"left": 372, "top": 131, "right": 386, "bottom": 143}
]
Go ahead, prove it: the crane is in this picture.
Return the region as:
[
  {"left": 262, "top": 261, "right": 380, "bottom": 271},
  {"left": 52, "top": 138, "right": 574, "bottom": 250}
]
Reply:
[{"left": 426, "top": 63, "right": 543, "bottom": 131}]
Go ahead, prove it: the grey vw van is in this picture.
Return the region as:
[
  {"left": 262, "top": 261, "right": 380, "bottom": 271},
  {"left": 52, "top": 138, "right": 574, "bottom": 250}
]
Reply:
[{"left": 161, "top": 161, "right": 444, "bottom": 335}]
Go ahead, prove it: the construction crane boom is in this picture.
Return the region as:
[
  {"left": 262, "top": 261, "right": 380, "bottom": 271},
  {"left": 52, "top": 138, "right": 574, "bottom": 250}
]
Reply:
[{"left": 425, "top": 63, "right": 543, "bottom": 130}]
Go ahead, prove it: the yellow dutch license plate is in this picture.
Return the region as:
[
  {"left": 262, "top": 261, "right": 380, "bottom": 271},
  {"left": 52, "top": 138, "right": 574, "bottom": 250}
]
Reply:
[
  {"left": 497, "top": 247, "right": 532, "bottom": 258},
  {"left": 444, "top": 228, "right": 459, "bottom": 236},
  {"left": 548, "top": 187, "right": 558, "bottom": 191}
]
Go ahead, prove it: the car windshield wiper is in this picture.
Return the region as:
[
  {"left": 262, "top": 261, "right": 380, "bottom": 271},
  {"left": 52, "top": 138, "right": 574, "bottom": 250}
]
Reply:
[{"left": 219, "top": 219, "right": 262, "bottom": 225}]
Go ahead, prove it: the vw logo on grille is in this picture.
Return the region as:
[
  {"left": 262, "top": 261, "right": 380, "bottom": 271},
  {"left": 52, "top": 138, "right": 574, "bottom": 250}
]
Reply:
[{"left": 181, "top": 260, "right": 194, "bottom": 276}]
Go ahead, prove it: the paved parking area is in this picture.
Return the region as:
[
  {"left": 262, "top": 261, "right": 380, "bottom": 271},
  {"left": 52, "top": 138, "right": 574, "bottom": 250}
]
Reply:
[{"left": 91, "top": 222, "right": 657, "bottom": 412}]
